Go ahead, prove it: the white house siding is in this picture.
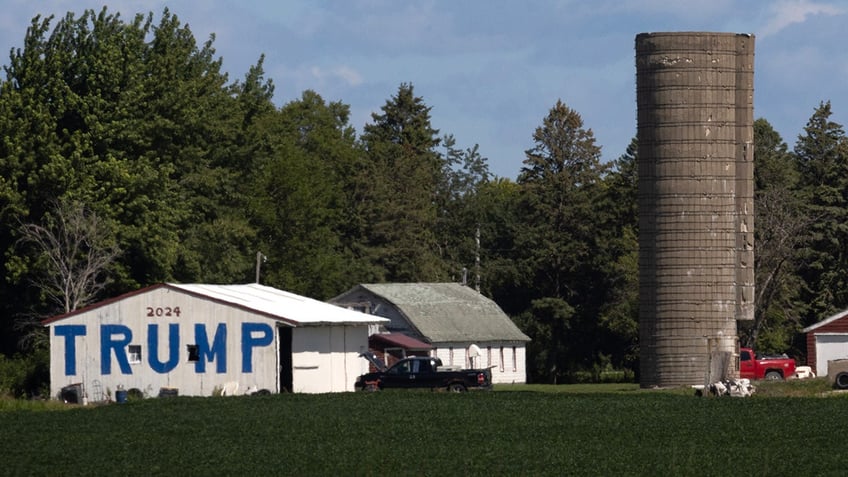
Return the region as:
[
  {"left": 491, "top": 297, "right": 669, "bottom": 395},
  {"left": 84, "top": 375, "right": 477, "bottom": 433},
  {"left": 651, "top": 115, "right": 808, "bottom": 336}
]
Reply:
[
  {"left": 431, "top": 341, "right": 527, "bottom": 384},
  {"left": 291, "top": 325, "right": 368, "bottom": 393}
]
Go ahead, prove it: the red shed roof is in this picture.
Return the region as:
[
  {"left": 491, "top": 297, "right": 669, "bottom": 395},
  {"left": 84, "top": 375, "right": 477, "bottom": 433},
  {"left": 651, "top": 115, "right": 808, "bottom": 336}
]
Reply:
[
  {"left": 369, "top": 333, "right": 432, "bottom": 350},
  {"left": 802, "top": 307, "right": 848, "bottom": 333}
]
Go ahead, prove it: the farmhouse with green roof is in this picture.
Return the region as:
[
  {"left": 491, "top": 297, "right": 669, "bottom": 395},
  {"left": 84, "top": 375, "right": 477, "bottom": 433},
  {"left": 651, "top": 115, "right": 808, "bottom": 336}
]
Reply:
[{"left": 331, "top": 283, "right": 530, "bottom": 384}]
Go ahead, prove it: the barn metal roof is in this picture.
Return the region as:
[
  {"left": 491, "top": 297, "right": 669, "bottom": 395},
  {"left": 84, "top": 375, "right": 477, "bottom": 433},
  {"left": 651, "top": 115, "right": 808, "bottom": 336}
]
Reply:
[
  {"left": 43, "top": 283, "right": 389, "bottom": 327},
  {"left": 357, "top": 283, "right": 530, "bottom": 343},
  {"left": 170, "top": 283, "right": 389, "bottom": 326}
]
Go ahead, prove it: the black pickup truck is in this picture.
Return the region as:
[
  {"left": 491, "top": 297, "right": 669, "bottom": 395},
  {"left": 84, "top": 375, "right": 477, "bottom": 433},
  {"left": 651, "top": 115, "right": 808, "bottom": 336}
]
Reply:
[{"left": 354, "top": 353, "right": 492, "bottom": 392}]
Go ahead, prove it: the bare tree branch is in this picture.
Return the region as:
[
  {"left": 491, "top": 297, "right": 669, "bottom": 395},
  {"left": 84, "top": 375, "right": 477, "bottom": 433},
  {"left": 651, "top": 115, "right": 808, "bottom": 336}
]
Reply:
[
  {"left": 749, "top": 187, "right": 816, "bottom": 347},
  {"left": 17, "top": 199, "right": 121, "bottom": 315}
]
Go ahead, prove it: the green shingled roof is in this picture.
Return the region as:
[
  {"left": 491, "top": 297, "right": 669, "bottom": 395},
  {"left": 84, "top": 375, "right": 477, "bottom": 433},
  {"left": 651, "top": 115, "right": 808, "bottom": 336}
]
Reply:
[{"left": 360, "top": 283, "right": 530, "bottom": 343}]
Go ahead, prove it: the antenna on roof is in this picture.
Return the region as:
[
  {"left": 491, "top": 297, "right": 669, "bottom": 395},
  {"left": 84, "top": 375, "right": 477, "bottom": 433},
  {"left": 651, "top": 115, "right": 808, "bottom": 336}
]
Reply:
[
  {"left": 475, "top": 225, "right": 481, "bottom": 293},
  {"left": 255, "top": 251, "right": 267, "bottom": 284}
]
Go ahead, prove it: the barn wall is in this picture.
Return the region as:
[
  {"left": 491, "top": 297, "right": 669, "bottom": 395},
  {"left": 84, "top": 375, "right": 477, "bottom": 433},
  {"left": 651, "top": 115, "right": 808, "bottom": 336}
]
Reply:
[
  {"left": 48, "top": 287, "right": 281, "bottom": 400},
  {"left": 291, "top": 325, "right": 369, "bottom": 393}
]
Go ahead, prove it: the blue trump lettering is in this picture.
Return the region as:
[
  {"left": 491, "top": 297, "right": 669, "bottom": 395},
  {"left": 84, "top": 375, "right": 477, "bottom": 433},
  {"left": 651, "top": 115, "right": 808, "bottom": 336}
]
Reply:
[
  {"left": 148, "top": 323, "right": 180, "bottom": 373},
  {"left": 194, "top": 323, "right": 227, "bottom": 373},
  {"left": 242, "top": 322, "right": 273, "bottom": 373},
  {"left": 55, "top": 322, "right": 275, "bottom": 376},
  {"left": 54, "top": 325, "right": 86, "bottom": 376},
  {"left": 101, "top": 324, "right": 132, "bottom": 375}
]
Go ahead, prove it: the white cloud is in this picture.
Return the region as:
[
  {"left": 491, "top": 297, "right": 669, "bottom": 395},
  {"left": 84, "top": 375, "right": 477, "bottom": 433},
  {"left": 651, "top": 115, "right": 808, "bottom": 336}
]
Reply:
[
  {"left": 759, "top": 0, "right": 846, "bottom": 38},
  {"left": 308, "top": 65, "right": 363, "bottom": 87},
  {"left": 276, "top": 64, "right": 364, "bottom": 91},
  {"left": 333, "top": 66, "right": 364, "bottom": 87}
]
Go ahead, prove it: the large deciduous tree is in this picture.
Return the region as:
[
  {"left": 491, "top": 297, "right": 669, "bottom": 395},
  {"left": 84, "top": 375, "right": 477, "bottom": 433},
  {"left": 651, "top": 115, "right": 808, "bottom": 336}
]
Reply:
[
  {"left": 248, "top": 90, "right": 363, "bottom": 298},
  {"left": 13, "top": 199, "right": 120, "bottom": 347},
  {"left": 435, "top": 134, "right": 492, "bottom": 284},
  {"left": 0, "top": 8, "right": 269, "bottom": 353},
  {"left": 17, "top": 199, "right": 120, "bottom": 315},
  {"left": 741, "top": 118, "right": 807, "bottom": 355}
]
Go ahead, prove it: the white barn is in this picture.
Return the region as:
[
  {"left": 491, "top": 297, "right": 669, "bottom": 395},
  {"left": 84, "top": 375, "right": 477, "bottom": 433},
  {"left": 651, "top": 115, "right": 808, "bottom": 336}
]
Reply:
[
  {"left": 43, "top": 283, "right": 388, "bottom": 401},
  {"left": 331, "top": 283, "right": 531, "bottom": 384}
]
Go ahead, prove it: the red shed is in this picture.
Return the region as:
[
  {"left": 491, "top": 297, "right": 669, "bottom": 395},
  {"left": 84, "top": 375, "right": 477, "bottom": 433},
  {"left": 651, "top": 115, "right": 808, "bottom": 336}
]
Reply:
[
  {"left": 803, "top": 308, "right": 848, "bottom": 377},
  {"left": 367, "top": 333, "right": 432, "bottom": 370}
]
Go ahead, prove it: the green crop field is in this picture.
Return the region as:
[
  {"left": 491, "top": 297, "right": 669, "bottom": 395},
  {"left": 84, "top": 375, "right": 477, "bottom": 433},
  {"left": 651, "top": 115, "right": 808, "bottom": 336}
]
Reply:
[{"left": 2, "top": 382, "right": 845, "bottom": 476}]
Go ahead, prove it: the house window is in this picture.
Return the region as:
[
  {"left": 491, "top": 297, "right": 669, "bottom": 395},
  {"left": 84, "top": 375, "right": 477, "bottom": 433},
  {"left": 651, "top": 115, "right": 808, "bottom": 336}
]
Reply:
[
  {"left": 449, "top": 347, "right": 454, "bottom": 366},
  {"left": 487, "top": 346, "right": 492, "bottom": 367},
  {"left": 128, "top": 345, "right": 142, "bottom": 364},
  {"left": 512, "top": 346, "right": 517, "bottom": 372},
  {"left": 499, "top": 347, "right": 505, "bottom": 373},
  {"left": 187, "top": 344, "right": 199, "bottom": 362}
]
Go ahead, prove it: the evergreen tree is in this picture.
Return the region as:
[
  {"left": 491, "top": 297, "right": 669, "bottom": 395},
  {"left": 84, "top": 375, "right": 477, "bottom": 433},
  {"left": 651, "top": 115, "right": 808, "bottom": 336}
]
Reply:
[
  {"left": 515, "top": 100, "right": 608, "bottom": 382},
  {"left": 593, "top": 138, "right": 639, "bottom": 375},
  {"left": 356, "top": 83, "right": 447, "bottom": 282},
  {"left": 794, "top": 102, "right": 848, "bottom": 323}
]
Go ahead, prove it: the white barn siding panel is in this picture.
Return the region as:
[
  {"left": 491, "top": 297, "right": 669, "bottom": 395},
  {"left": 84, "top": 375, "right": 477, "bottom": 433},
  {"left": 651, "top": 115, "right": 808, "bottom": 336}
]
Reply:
[
  {"left": 332, "top": 326, "right": 368, "bottom": 393},
  {"left": 291, "top": 327, "right": 326, "bottom": 393},
  {"left": 48, "top": 284, "right": 383, "bottom": 399},
  {"left": 49, "top": 287, "right": 282, "bottom": 399},
  {"left": 291, "top": 325, "right": 368, "bottom": 393}
]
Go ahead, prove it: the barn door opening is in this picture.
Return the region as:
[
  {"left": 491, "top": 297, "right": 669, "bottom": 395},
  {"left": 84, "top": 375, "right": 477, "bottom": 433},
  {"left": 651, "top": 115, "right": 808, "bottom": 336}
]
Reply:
[{"left": 278, "top": 325, "right": 293, "bottom": 393}]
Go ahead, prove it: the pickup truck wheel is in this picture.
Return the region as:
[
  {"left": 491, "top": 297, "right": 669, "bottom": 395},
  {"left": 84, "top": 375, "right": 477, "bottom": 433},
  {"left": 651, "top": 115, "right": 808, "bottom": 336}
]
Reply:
[
  {"left": 764, "top": 371, "right": 783, "bottom": 381},
  {"left": 447, "top": 383, "right": 466, "bottom": 393},
  {"left": 834, "top": 372, "right": 848, "bottom": 390}
]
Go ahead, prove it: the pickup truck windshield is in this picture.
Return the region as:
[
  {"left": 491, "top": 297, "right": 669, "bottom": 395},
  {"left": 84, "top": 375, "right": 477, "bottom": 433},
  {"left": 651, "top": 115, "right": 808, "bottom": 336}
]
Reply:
[
  {"left": 387, "top": 358, "right": 438, "bottom": 375},
  {"left": 388, "top": 361, "right": 412, "bottom": 375}
]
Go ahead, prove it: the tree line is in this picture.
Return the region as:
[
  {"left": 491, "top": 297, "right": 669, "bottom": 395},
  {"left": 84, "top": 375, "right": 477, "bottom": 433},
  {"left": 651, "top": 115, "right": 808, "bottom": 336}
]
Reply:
[{"left": 1, "top": 8, "right": 846, "bottom": 394}]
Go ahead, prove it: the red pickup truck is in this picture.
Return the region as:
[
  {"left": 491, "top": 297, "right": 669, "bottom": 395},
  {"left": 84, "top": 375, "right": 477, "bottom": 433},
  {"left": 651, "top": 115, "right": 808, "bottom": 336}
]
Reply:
[{"left": 739, "top": 347, "right": 796, "bottom": 380}]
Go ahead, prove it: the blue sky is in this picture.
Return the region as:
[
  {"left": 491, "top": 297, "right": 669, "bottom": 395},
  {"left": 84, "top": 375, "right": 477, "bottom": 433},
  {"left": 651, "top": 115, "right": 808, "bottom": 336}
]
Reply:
[{"left": 2, "top": 1, "right": 846, "bottom": 179}]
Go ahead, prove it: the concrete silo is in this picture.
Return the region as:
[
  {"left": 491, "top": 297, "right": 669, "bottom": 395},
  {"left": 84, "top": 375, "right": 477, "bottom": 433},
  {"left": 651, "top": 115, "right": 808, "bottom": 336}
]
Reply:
[{"left": 635, "top": 32, "right": 755, "bottom": 387}]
